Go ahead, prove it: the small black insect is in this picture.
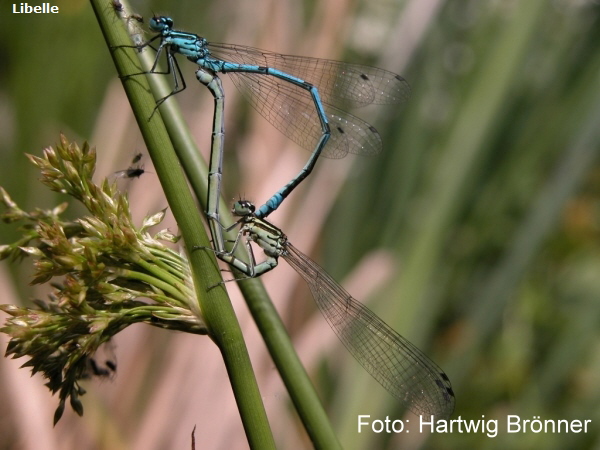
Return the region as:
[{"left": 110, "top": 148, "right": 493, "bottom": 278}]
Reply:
[
  {"left": 131, "top": 152, "right": 143, "bottom": 164},
  {"left": 113, "top": 152, "right": 149, "bottom": 179},
  {"left": 111, "top": 0, "right": 123, "bottom": 13}
]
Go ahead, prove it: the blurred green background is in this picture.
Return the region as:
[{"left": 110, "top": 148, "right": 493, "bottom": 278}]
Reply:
[{"left": 1, "top": 0, "right": 600, "bottom": 448}]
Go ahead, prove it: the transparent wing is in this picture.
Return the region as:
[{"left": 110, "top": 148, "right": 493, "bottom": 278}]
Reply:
[
  {"left": 208, "top": 43, "right": 408, "bottom": 158},
  {"left": 228, "top": 71, "right": 382, "bottom": 158},
  {"left": 283, "top": 242, "right": 455, "bottom": 419},
  {"left": 209, "top": 43, "right": 411, "bottom": 107}
]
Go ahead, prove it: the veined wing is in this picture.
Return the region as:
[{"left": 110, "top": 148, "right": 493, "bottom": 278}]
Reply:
[
  {"left": 208, "top": 42, "right": 411, "bottom": 108},
  {"left": 283, "top": 241, "right": 455, "bottom": 419},
  {"left": 219, "top": 68, "right": 383, "bottom": 158}
]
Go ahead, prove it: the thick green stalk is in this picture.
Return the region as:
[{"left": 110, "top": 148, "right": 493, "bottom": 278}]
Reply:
[
  {"left": 239, "top": 279, "right": 343, "bottom": 449},
  {"left": 97, "top": 4, "right": 342, "bottom": 448},
  {"left": 131, "top": 19, "right": 342, "bottom": 450},
  {"left": 90, "top": 1, "right": 275, "bottom": 448},
  {"left": 114, "top": 7, "right": 341, "bottom": 449}
]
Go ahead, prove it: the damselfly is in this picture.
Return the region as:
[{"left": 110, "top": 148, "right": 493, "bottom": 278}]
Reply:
[
  {"left": 217, "top": 199, "right": 455, "bottom": 419},
  {"left": 128, "top": 16, "right": 410, "bottom": 218}
]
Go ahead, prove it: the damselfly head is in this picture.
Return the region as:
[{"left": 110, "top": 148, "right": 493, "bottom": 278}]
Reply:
[
  {"left": 232, "top": 200, "right": 255, "bottom": 217},
  {"left": 150, "top": 16, "right": 173, "bottom": 32}
]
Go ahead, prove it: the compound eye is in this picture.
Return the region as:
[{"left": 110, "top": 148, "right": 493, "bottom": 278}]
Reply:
[
  {"left": 232, "top": 200, "right": 256, "bottom": 216},
  {"left": 243, "top": 201, "right": 256, "bottom": 212}
]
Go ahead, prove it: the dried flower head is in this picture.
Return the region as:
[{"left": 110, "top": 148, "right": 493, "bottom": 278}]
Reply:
[{"left": 1, "top": 135, "right": 206, "bottom": 424}]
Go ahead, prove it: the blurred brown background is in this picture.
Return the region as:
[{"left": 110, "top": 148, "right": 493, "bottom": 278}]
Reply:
[{"left": 1, "top": 0, "right": 600, "bottom": 448}]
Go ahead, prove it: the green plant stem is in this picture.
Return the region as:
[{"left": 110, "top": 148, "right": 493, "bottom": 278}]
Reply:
[
  {"left": 145, "top": 256, "right": 188, "bottom": 281},
  {"left": 90, "top": 1, "right": 275, "bottom": 448},
  {"left": 114, "top": 268, "right": 189, "bottom": 302},
  {"left": 240, "top": 279, "right": 343, "bottom": 449},
  {"left": 98, "top": 3, "right": 341, "bottom": 448},
  {"left": 133, "top": 43, "right": 342, "bottom": 450},
  {"left": 126, "top": 12, "right": 342, "bottom": 450},
  {"left": 128, "top": 257, "right": 189, "bottom": 292}
]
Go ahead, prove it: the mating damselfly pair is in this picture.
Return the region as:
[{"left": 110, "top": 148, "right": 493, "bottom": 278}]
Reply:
[{"left": 122, "top": 13, "right": 455, "bottom": 419}]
